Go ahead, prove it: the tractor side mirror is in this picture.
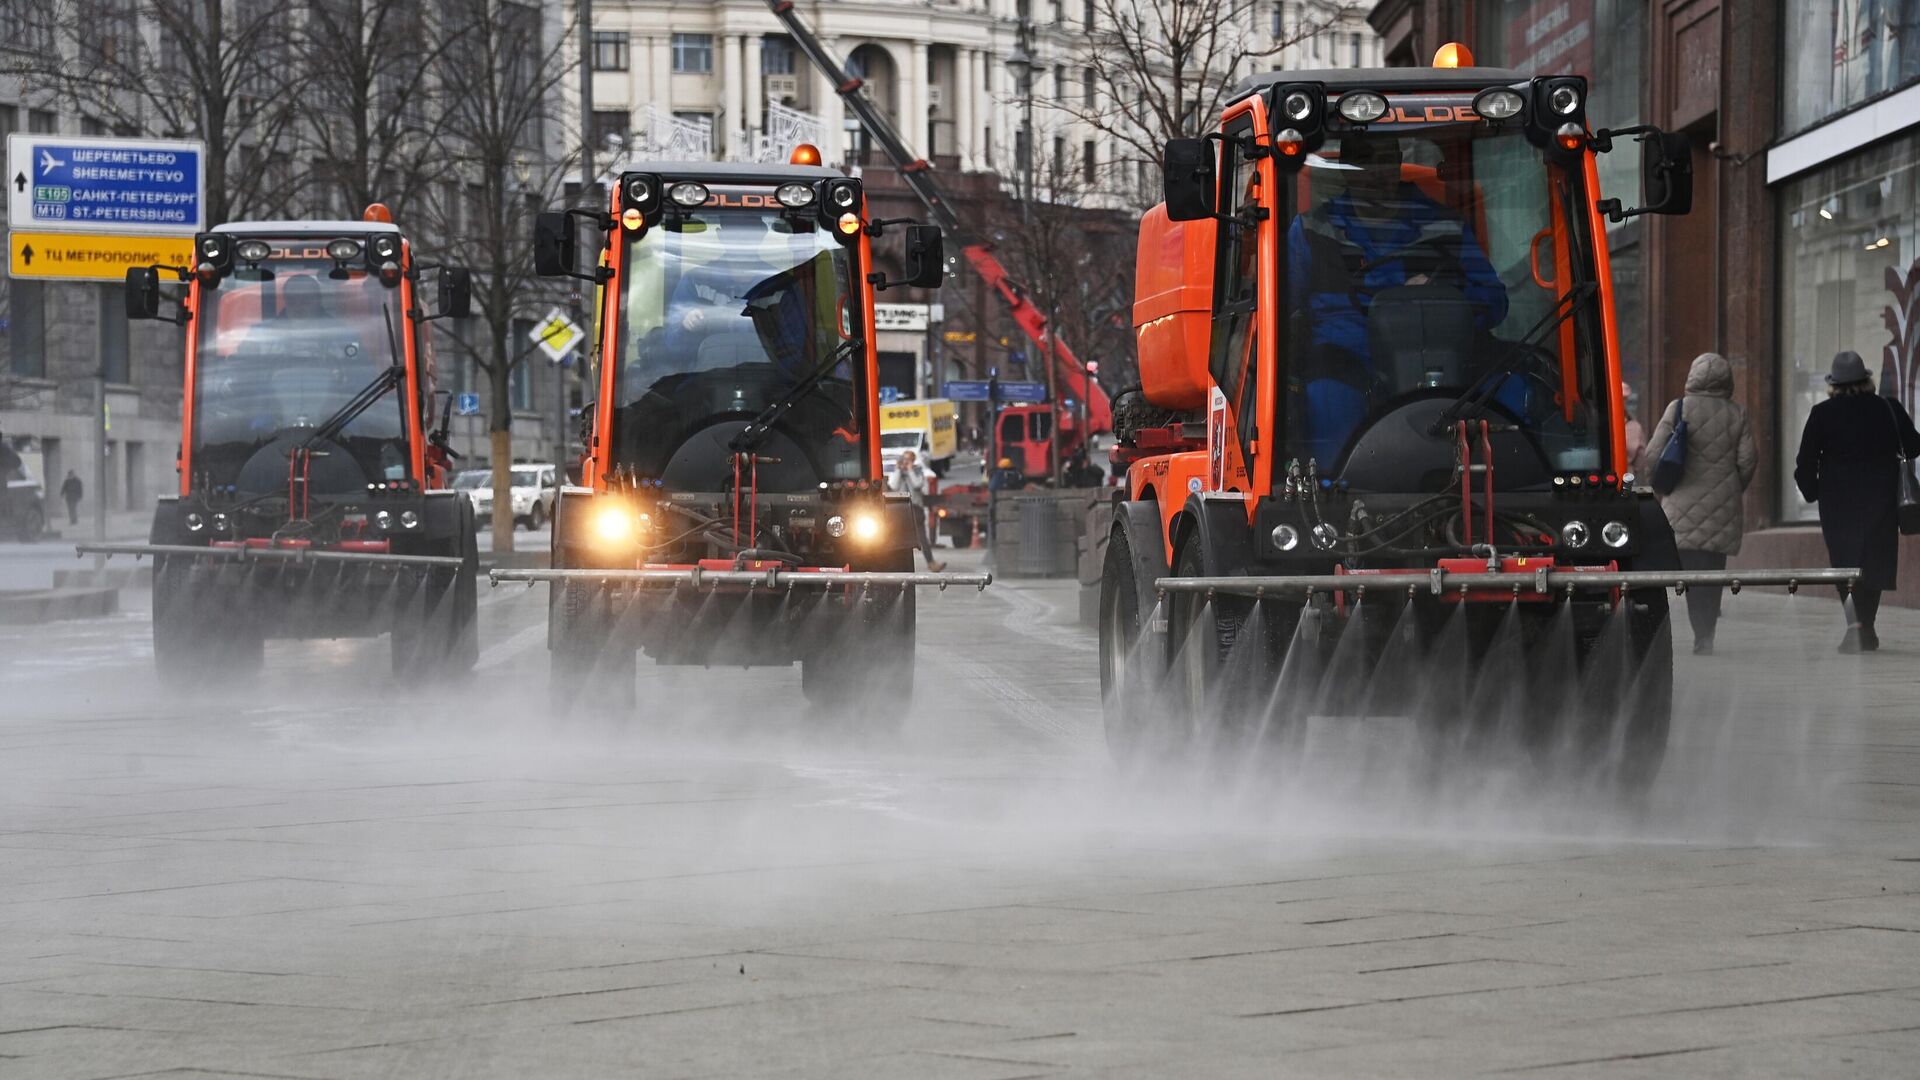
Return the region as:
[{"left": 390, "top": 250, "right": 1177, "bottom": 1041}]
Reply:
[
  {"left": 902, "top": 224, "right": 944, "bottom": 289},
  {"left": 439, "top": 267, "right": 473, "bottom": 319},
  {"left": 125, "top": 267, "right": 162, "bottom": 320},
  {"left": 1162, "top": 138, "right": 1217, "bottom": 222},
  {"left": 533, "top": 211, "right": 575, "bottom": 277},
  {"left": 1640, "top": 131, "right": 1693, "bottom": 216}
]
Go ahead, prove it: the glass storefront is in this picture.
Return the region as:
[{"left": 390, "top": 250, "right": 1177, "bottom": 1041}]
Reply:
[
  {"left": 1783, "top": 0, "right": 1920, "bottom": 136},
  {"left": 1776, "top": 130, "right": 1920, "bottom": 521}
]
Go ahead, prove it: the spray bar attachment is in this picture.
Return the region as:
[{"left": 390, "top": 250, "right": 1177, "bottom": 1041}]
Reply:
[
  {"left": 76, "top": 542, "right": 464, "bottom": 570},
  {"left": 490, "top": 567, "right": 992, "bottom": 591},
  {"left": 1155, "top": 566, "right": 1861, "bottom": 599}
]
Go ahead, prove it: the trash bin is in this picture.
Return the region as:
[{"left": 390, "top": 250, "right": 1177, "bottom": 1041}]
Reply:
[{"left": 1015, "top": 495, "right": 1062, "bottom": 576}]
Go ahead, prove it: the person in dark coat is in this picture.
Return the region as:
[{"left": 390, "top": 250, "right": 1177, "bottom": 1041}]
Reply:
[
  {"left": 60, "top": 470, "right": 83, "bottom": 525},
  {"left": 1793, "top": 350, "right": 1920, "bottom": 652}
]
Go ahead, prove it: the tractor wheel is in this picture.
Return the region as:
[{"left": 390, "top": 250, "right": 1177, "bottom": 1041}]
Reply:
[
  {"left": 1163, "top": 536, "right": 1301, "bottom": 770},
  {"left": 153, "top": 557, "right": 260, "bottom": 690},
  {"left": 391, "top": 536, "right": 477, "bottom": 681},
  {"left": 1098, "top": 525, "right": 1156, "bottom": 763},
  {"left": 549, "top": 580, "right": 635, "bottom": 713}
]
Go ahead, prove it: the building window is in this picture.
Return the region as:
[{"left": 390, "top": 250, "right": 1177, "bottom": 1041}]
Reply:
[
  {"left": 1783, "top": 1, "right": 1920, "bottom": 136},
  {"left": 672, "top": 32, "right": 713, "bottom": 74},
  {"left": 762, "top": 37, "right": 796, "bottom": 75},
  {"left": 591, "top": 109, "right": 629, "bottom": 151},
  {"left": 28, "top": 109, "right": 56, "bottom": 133},
  {"left": 1349, "top": 33, "right": 1361, "bottom": 67},
  {"left": 1271, "top": 0, "right": 1283, "bottom": 38},
  {"left": 1776, "top": 131, "right": 1920, "bottom": 521},
  {"left": 1082, "top": 67, "right": 1094, "bottom": 105},
  {"left": 1083, "top": 0, "right": 1094, "bottom": 28},
  {"left": 591, "top": 31, "right": 628, "bottom": 72},
  {"left": 1082, "top": 138, "right": 1096, "bottom": 184},
  {"left": 983, "top": 125, "right": 992, "bottom": 166}
]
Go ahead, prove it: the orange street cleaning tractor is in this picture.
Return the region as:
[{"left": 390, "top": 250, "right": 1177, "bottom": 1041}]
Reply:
[
  {"left": 80, "top": 207, "right": 480, "bottom": 684},
  {"left": 490, "top": 156, "right": 989, "bottom": 709},
  {"left": 1100, "top": 50, "right": 1857, "bottom": 791}
]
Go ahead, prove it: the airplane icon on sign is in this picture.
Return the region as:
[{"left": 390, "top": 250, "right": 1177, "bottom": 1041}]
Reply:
[{"left": 38, "top": 149, "right": 65, "bottom": 173}]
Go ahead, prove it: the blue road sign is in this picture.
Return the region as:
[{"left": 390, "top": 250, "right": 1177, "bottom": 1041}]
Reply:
[
  {"left": 998, "top": 380, "right": 1049, "bottom": 403},
  {"left": 455, "top": 392, "right": 481, "bottom": 416},
  {"left": 944, "top": 380, "right": 992, "bottom": 402},
  {"left": 7, "top": 135, "right": 205, "bottom": 234},
  {"left": 878, "top": 385, "right": 903, "bottom": 404}
]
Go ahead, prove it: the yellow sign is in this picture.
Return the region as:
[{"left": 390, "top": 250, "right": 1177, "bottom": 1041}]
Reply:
[
  {"left": 528, "top": 305, "right": 585, "bottom": 362},
  {"left": 943, "top": 330, "right": 976, "bottom": 344},
  {"left": 8, "top": 230, "right": 194, "bottom": 281}
]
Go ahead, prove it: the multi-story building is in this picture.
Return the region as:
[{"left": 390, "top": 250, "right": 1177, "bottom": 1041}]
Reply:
[{"left": 1369, "top": 0, "right": 1920, "bottom": 604}]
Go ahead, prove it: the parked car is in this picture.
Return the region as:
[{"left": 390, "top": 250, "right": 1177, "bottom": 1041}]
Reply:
[{"left": 462, "top": 464, "right": 557, "bottom": 531}]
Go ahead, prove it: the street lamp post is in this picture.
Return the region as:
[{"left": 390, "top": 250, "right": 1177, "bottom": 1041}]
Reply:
[{"left": 1005, "top": 9, "right": 1060, "bottom": 484}]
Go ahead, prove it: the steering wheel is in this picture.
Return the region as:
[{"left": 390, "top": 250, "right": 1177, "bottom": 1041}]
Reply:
[{"left": 1343, "top": 233, "right": 1468, "bottom": 312}]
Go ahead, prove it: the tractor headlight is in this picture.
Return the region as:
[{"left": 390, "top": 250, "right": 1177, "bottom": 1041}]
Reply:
[
  {"left": 825, "top": 514, "right": 847, "bottom": 538},
  {"left": 235, "top": 239, "right": 272, "bottom": 263},
  {"left": 669, "top": 182, "right": 710, "bottom": 207},
  {"left": 592, "top": 501, "right": 638, "bottom": 545},
  {"left": 1281, "top": 89, "right": 1315, "bottom": 122},
  {"left": 1473, "top": 87, "right": 1525, "bottom": 121},
  {"left": 375, "top": 510, "right": 394, "bottom": 530},
  {"left": 1600, "top": 520, "right": 1631, "bottom": 549},
  {"left": 1559, "top": 520, "right": 1591, "bottom": 549},
  {"left": 399, "top": 510, "right": 420, "bottom": 530},
  {"left": 1309, "top": 523, "right": 1340, "bottom": 550},
  {"left": 1549, "top": 83, "right": 1581, "bottom": 115},
  {"left": 326, "top": 238, "right": 362, "bottom": 261},
  {"left": 1336, "top": 91, "right": 1388, "bottom": 124},
  {"left": 185, "top": 512, "right": 205, "bottom": 532},
  {"left": 212, "top": 513, "right": 230, "bottom": 532},
  {"left": 1271, "top": 523, "right": 1300, "bottom": 552},
  {"left": 849, "top": 511, "right": 884, "bottom": 544},
  {"left": 775, "top": 183, "right": 816, "bottom": 208}
]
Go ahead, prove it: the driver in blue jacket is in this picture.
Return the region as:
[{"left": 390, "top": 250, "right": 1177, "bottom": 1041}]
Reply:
[{"left": 1286, "top": 135, "right": 1508, "bottom": 463}]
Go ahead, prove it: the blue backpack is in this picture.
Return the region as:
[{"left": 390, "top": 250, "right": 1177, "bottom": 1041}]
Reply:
[{"left": 1651, "top": 397, "right": 1688, "bottom": 495}]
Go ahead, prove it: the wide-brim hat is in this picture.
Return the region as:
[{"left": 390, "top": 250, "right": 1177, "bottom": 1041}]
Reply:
[{"left": 1826, "top": 350, "right": 1870, "bottom": 385}]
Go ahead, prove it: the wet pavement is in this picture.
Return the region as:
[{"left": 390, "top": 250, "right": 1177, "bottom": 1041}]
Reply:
[{"left": 1, "top": 549, "right": 1917, "bottom": 1078}]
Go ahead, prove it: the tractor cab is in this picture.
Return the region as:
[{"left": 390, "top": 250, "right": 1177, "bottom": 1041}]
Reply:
[
  {"left": 126, "top": 209, "right": 473, "bottom": 543},
  {"left": 1149, "top": 63, "right": 1694, "bottom": 517},
  {"left": 521, "top": 152, "right": 985, "bottom": 706}
]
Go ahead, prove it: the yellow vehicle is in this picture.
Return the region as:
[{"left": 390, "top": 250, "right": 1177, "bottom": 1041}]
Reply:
[{"left": 879, "top": 398, "right": 957, "bottom": 476}]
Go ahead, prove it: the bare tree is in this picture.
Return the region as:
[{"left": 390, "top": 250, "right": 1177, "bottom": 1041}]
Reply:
[
  {"left": 3, "top": 0, "right": 307, "bottom": 223},
  {"left": 421, "top": 0, "right": 576, "bottom": 554},
  {"left": 297, "top": 0, "right": 465, "bottom": 220},
  {"left": 1056, "top": 0, "right": 1360, "bottom": 205}
]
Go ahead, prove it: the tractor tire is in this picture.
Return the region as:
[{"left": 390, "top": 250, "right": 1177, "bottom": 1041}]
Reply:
[
  {"left": 550, "top": 580, "right": 636, "bottom": 713},
  {"left": 390, "top": 527, "right": 478, "bottom": 680},
  {"left": 1165, "top": 536, "right": 1290, "bottom": 768},
  {"left": 152, "top": 557, "right": 261, "bottom": 691},
  {"left": 1098, "top": 524, "right": 1156, "bottom": 763},
  {"left": 1110, "top": 389, "right": 1185, "bottom": 448}
]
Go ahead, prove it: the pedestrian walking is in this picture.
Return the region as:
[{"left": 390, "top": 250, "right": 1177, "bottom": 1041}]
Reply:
[
  {"left": 1644, "top": 353, "right": 1757, "bottom": 655},
  {"left": 1793, "top": 350, "right": 1920, "bottom": 653},
  {"left": 888, "top": 449, "right": 946, "bottom": 572},
  {"left": 60, "top": 470, "right": 83, "bottom": 526}
]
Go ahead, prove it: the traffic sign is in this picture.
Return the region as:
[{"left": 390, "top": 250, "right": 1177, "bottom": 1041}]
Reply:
[
  {"left": 998, "top": 380, "right": 1049, "bottom": 402},
  {"left": 8, "top": 230, "right": 195, "bottom": 282},
  {"left": 7, "top": 134, "right": 205, "bottom": 234},
  {"left": 877, "top": 385, "right": 903, "bottom": 404},
  {"left": 529, "top": 307, "right": 585, "bottom": 362},
  {"left": 944, "top": 380, "right": 991, "bottom": 402},
  {"left": 455, "top": 392, "right": 481, "bottom": 416}
]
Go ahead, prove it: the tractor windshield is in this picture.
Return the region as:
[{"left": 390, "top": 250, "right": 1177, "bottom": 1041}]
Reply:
[
  {"left": 1267, "top": 118, "right": 1610, "bottom": 485},
  {"left": 191, "top": 256, "right": 409, "bottom": 495},
  {"left": 607, "top": 205, "right": 866, "bottom": 492}
]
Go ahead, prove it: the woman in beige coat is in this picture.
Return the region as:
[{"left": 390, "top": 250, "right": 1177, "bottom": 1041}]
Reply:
[{"left": 1644, "top": 353, "right": 1758, "bottom": 654}]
